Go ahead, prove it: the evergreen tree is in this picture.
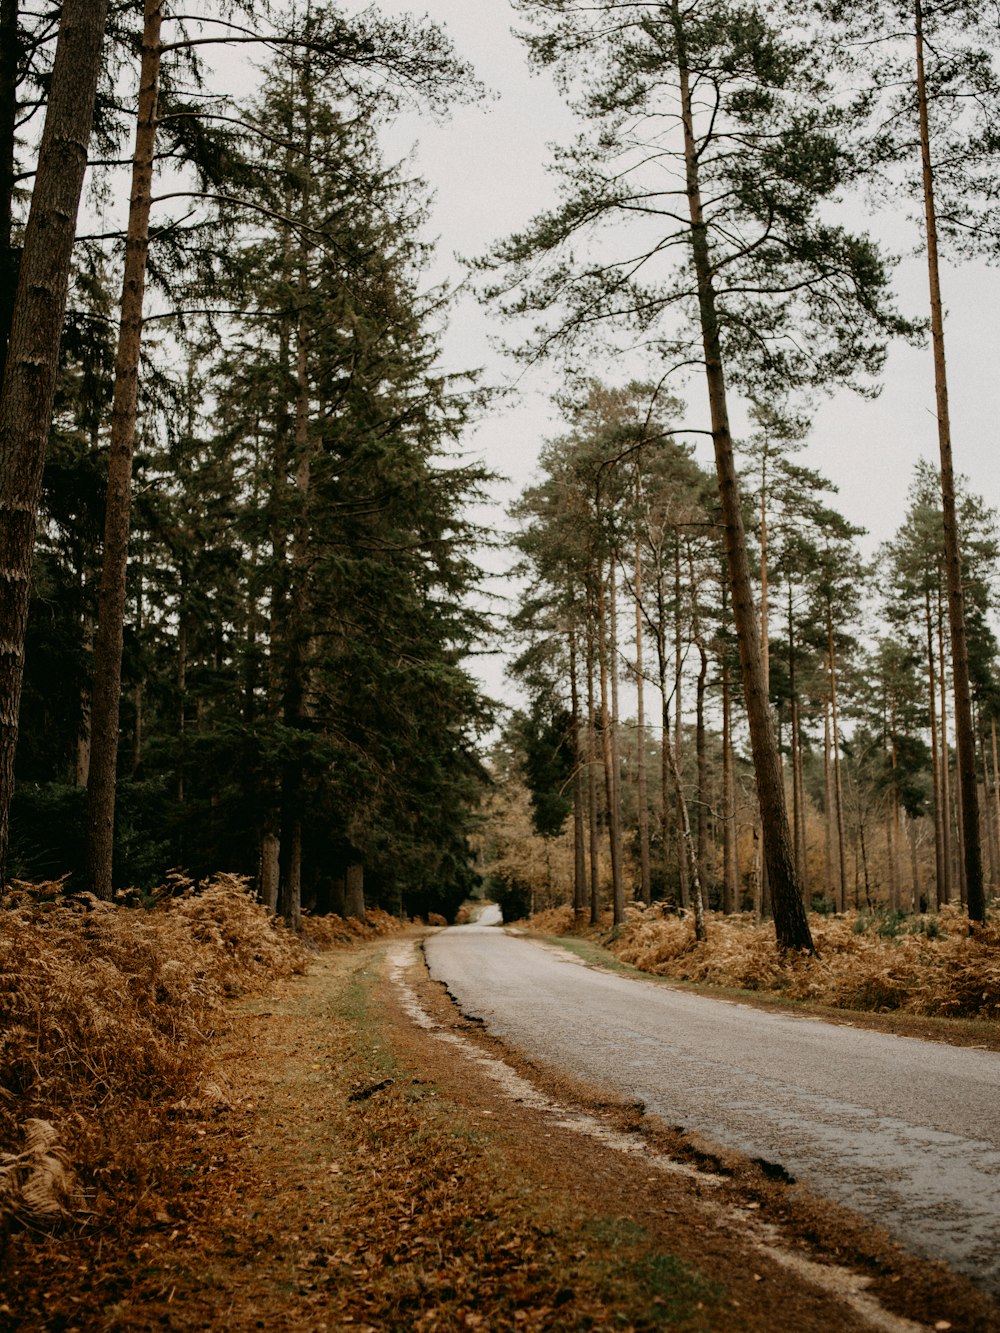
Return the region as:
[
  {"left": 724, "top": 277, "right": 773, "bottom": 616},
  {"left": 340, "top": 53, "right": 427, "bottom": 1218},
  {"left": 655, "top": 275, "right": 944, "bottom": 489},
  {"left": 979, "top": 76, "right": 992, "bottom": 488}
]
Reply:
[{"left": 484, "top": 0, "right": 916, "bottom": 948}]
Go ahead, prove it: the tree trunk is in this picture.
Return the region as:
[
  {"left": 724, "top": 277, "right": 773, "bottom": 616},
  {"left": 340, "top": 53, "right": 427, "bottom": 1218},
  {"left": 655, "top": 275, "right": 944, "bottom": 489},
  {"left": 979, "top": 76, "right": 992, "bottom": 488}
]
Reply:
[
  {"left": 597, "top": 557, "right": 624, "bottom": 923},
  {"left": 586, "top": 612, "right": 601, "bottom": 924},
  {"left": 86, "top": 0, "right": 162, "bottom": 899},
  {"left": 569, "top": 625, "right": 588, "bottom": 919},
  {"left": 977, "top": 716, "right": 996, "bottom": 891},
  {"left": 992, "top": 714, "right": 1000, "bottom": 890},
  {"left": 661, "top": 692, "right": 706, "bottom": 939},
  {"left": 345, "top": 862, "right": 365, "bottom": 921},
  {"left": 349, "top": 858, "right": 370, "bottom": 922},
  {"left": 907, "top": 813, "right": 921, "bottom": 911},
  {"left": 686, "top": 539, "right": 709, "bottom": 895},
  {"left": 924, "top": 587, "right": 945, "bottom": 907},
  {"left": 823, "top": 699, "right": 834, "bottom": 904},
  {"left": 721, "top": 651, "right": 737, "bottom": 912},
  {"left": 914, "top": 0, "right": 985, "bottom": 923},
  {"left": 672, "top": 0, "right": 811, "bottom": 951},
  {"left": 828, "top": 608, "right": 848, "bottom": 914},
  {"left": 279, "top": 816, "right": 302, "bottom": 931},
  {"left": 260, "top": 830, "right": 280, "bottom": 913},
  {"left": 609, "top": 557, "right": 625, "bottom": 913},
  {"left": 673, "top": 535, "right": 689, "bottom": 908},
  {"left": 937, "top": 591, "right": 953, "bottom": 904},
  {"left": 655, "top": 614, "right": 673, "bottom": 905},
  {"left": 0, "top": 0, "right": 110, "bottom": 876},
  {"left": 634, "top": 518, "right": 651, "bottom": 905},
  {"left": 0, "top": 0, "right": 18, "bottom": 384}
]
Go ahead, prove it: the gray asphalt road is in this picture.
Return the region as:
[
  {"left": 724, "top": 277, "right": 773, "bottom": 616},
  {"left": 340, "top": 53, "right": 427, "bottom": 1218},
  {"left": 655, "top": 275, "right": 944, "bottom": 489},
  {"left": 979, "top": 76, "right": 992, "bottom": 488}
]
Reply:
[{"left": 424, "top": 923, "right": 1000, "bottom": 1291}]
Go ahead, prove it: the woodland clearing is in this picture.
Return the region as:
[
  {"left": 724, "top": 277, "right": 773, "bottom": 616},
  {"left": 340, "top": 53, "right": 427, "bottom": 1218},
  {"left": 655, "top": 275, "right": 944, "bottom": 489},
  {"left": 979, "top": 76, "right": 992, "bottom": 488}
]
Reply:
[{"left": 0, "top": 882, "right": 998, "bottom": 1330}]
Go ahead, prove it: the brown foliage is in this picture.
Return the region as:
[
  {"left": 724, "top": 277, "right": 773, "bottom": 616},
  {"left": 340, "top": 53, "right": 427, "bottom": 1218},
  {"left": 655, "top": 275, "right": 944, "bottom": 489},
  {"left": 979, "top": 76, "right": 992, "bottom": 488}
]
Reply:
[
  {"left": 0, "top": 872, "right": 306, "bottom": 1241},
  {"left": 532, "top": 903, "right": 1000, "bottom": 1021},
  {"left": 299, "top": 906, "right": 400, "bottom": 947}
]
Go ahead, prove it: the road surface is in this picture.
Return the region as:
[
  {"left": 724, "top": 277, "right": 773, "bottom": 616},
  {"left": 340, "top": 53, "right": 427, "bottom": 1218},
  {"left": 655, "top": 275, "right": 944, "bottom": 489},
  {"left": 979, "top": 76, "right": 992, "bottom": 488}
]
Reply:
[{"left": 424, "top": 921, "right": 1000, "bottom": 1291}]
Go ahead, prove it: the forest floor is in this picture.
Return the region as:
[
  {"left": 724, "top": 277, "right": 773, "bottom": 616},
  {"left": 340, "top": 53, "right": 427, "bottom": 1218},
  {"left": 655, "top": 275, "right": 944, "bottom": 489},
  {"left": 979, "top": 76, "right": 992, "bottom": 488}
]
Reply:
[{"left": 4, "top": 925, "right": 999, "bottom": 1332}]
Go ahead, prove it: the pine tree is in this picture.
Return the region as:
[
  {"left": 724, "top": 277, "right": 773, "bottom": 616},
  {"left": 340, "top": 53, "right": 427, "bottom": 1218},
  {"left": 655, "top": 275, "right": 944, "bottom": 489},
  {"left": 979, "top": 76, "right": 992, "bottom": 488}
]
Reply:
[{"left": 485, "top": 0, "right": 915, "bottom": 948}]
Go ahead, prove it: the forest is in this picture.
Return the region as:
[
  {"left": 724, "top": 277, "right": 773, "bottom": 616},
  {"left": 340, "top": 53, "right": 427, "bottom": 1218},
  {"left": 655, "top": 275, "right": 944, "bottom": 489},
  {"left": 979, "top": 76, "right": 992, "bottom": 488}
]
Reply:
[{"left": 2, "top": 0, "right": 1000, "bottom": 960}]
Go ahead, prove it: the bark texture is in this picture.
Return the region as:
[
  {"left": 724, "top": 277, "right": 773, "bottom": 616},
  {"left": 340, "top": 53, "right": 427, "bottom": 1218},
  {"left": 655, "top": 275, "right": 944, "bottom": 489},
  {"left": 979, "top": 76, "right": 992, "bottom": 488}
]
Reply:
[
  {"left": 0, "top": 0, "right": 110, "bottom": 875},
  {"left": 86, "top": 0, "right": 162, "bottom": 899}
]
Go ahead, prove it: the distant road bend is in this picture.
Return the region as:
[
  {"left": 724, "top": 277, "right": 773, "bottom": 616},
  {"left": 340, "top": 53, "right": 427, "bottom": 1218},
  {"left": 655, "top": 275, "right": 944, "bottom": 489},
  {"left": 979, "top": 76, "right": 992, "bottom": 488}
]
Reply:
[{"left": 424, "top": 919, "right": 1000, "bottom": 1292}]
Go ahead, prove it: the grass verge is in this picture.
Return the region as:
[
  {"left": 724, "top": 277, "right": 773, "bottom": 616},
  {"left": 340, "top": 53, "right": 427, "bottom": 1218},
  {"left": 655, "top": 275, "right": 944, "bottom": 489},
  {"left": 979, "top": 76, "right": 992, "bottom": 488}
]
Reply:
[{"left": 329, "top": 953, "right": 729, "bottom": 1331}]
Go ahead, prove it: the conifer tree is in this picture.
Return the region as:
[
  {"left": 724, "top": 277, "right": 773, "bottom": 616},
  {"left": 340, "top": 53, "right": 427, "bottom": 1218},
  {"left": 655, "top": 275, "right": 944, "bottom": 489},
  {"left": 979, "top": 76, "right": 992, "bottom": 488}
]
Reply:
[{"left": 485, "top": 0, "right": 913, "bottom": 947}]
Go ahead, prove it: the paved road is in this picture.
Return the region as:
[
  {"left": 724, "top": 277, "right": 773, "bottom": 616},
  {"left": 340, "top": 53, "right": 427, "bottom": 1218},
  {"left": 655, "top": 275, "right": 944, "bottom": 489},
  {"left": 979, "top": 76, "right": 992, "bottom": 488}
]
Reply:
[{"left": 424, "top": 922, "right": 1000, "bottom": 1291}]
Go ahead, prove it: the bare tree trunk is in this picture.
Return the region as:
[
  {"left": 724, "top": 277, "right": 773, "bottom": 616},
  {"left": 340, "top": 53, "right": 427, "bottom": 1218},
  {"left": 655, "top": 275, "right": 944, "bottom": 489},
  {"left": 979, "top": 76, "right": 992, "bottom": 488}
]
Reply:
[
  {"left": 86, "top": 0, "right": 162, "bottom": 899},
  {"left": 686, "top": 539, "right": 709, "bottom": 896},
  {"left": 914, "top": 0, "right": 985, "bottom": 923},
  {"left": 673, "top": 536, "right": 689, "bottom": 908},
  {"left": 597, "top": 558, "right": 624, "bottom": 923},
  {"left": 260, "top": 830, "right": 280, "bottom": 913},
  {"left": 925, "top": 587, "right": 945, "bottom": 907},
  {"left": 907, "top": 813, "right": 921, "bottom": 911},
  {"left": 672, "top": 0, "right": 811, "bottom": 950},
  {"left": 721, "top": 652, "right": 737, "bottom": 912},
  {"left": 0, "top": 0, "right": 110, "bottom": 875},
  {"left": 828, "top": 609, "right": 848, "bottom": 914},
  {"left": 977, "top": 716, "right": 996, "bottom": 891},
  {"left": 0, "top": 0, "right": 18, "bottom": 383},
  {"left": 888, "top": 716, "right": 900, "bottom": 909},
  {"left": 992, "top": 714, "right": 1000, "bottom": 890},
  {"left": 609, "top": 558, "right": 625, "bottom": 913},
  {"left": 824, "top": 699, "right": 834, "bottom": 903},
  {"left": 655, "top": 612, "right": 674, "bottom": 905},
  {"left": 345, "top": 863, "right": 365, "bottom": 921},
  {"left": 635, "top": 518, "right": 651, "bottom": 905},
  {"left": 586, "top": 613, "right": 601, "bottom": 924},
  {"left": 787, "top": 586, "right": 804, "bottom": 895},
  {"left": 569, "top": 626, "right": 588, "bottom": 920},
  {"left": 666, "top": 719, "right": 704, "bottom": 938},
  {"left": 937, "top": 592, "right": 953, "bottom": 904}
]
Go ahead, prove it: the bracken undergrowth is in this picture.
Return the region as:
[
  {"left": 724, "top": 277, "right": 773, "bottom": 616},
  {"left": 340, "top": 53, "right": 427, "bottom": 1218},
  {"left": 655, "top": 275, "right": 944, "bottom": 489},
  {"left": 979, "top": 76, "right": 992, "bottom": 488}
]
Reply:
[
  {"left": 0, "top": 873, "right": 399, "bottom": 1251},
  {"left": 529, "top": 902, "right": 1000, "bottom": 1020}
]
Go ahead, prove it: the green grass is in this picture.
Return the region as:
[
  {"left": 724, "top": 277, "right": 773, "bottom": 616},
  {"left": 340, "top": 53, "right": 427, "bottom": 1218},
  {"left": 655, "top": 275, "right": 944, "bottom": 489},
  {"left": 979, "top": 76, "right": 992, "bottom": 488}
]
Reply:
[{"left": 581, "top": 1218, "right": 724, "bottom": 1327}]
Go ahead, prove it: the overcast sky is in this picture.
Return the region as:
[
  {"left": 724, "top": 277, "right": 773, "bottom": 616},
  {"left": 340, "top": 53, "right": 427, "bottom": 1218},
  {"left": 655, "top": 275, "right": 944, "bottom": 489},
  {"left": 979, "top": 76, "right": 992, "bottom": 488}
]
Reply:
[
  {"left": 328, "top": 2, "right": 1000, "bottom": 709},
  {"left": 349, "top": 5, "right": 998, "bottom": 507}
]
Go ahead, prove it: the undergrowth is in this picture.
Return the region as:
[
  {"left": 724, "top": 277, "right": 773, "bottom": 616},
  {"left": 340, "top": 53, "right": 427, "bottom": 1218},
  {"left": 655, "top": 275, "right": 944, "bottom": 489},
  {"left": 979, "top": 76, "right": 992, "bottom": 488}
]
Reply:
[
  {"left": 528, "top": 902, "right": 1000, "bottom": 1020},
  {"left": 0, "top": 873, "right": 398, "bottom": 1256}
]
